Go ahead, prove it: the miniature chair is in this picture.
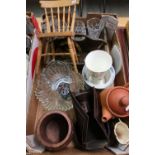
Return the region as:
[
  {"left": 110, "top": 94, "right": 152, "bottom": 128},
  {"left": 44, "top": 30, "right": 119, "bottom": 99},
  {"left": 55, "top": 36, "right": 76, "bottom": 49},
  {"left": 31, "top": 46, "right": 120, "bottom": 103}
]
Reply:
[{"left": 36, "top": 0, "right": 79, "bottom": 74}]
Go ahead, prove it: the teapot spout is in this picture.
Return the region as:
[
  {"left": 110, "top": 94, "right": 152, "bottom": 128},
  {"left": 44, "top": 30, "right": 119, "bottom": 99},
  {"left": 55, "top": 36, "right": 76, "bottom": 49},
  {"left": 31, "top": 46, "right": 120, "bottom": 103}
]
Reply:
[{"left": 102, "top": 107, "right": 113, "bottom": 122}]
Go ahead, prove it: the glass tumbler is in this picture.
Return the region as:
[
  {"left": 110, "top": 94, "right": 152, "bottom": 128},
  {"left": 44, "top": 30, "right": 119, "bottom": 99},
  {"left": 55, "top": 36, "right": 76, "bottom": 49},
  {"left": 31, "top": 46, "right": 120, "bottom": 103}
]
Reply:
[
  {"left": 87, "top": 18, "right": 103, "bottom": 39},
  {"left": 73, "top": 20, "right": 86, "bottom": 41}
]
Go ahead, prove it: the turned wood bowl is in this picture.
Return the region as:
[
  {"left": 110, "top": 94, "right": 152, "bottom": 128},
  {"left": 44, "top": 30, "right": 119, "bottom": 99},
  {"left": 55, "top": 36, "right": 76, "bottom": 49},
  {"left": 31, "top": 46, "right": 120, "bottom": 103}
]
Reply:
[{"left": 35, "top": 111, "right": 73, "bottom": 151}]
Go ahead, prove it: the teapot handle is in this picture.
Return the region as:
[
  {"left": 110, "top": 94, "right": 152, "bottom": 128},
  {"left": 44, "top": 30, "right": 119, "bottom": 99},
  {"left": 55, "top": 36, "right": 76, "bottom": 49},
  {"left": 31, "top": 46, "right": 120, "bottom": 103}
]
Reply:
[
  {"left": 124, "top": 83, "right": 129, "bottom": 88},
  {"left": 125, "top": 105, "right": 129, "bottom": 111}
]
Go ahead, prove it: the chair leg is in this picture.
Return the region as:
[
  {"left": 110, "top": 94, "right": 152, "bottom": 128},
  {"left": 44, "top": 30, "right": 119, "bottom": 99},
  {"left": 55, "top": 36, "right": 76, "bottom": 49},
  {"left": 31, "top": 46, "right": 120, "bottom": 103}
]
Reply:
[
  {"left": 36, "top": 39, "right": 42, "bottom": 76},
  {"left": 44, "top": 39, "right": 49, "bottom": 64},
  {"left": 51, "top": 38, "right": 55, "bottom": 60},
  {"left": 67, "top": 37, "right": 78, "bottom": 73},
  {"left": 70, "top": 39, "right": 79, "bottom": 62}
]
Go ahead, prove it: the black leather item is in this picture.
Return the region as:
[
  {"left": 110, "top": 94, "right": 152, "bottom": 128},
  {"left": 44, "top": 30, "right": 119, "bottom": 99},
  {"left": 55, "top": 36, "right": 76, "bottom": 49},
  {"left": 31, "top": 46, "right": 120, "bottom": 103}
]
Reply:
[{"left": 71, "top": 88, "right": 110, "bottom": 150}]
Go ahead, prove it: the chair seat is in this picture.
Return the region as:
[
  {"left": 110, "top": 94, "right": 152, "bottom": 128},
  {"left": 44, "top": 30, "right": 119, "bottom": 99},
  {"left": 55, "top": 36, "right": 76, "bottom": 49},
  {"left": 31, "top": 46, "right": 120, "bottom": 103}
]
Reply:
[{"left": 38, "top": 31, "right": 75, "bottom": 38}]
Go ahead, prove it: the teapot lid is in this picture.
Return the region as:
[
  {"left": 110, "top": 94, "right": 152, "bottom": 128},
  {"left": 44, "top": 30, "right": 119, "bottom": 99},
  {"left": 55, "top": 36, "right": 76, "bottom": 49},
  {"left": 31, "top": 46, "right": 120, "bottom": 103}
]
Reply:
[{"left": 107, "top": 86, "right": 129, "bottom": 117}]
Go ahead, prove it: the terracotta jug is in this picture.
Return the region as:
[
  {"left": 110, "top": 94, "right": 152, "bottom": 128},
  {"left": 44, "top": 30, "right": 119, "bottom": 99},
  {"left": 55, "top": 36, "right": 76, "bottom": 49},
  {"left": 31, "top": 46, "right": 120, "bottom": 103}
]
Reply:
[{"left": 100, "top": 86, "right": 129, "bottom": 122}]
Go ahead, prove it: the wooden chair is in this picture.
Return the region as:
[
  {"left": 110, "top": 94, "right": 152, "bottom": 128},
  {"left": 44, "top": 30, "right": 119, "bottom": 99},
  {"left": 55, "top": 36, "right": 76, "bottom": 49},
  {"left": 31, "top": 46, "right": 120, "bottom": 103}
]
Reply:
[{"left": 36, "top": 0, "right": 79, "bottom": 75}]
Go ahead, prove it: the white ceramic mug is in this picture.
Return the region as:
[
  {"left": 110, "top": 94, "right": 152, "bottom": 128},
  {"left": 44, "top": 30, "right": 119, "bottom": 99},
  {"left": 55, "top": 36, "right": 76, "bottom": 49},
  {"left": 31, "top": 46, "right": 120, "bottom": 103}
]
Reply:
[
  {"left": 114, "top": 120, "right": 129, "bottom": 145},
  {"left": 85, "top": 50, "right": 112, "bottom": 84}
]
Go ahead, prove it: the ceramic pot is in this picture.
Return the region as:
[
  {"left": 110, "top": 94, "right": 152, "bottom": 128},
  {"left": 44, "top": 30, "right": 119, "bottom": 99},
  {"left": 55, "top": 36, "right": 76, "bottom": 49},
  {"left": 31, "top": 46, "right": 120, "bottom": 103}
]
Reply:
[
  {"left": 100, "top": 86, "right": 129, "bottom": 122},
  {"left": 35, "top": 111, "right": 73, "bottom": 151}
]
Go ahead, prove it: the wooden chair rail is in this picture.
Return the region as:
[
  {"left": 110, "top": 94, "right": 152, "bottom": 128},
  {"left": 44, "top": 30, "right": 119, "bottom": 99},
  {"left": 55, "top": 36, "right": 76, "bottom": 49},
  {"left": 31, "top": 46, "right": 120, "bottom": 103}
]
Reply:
[
  {"left": 41, "top": 53, "right": 71, "bottom": 56},
  {"left": 38, "top": 31, "right": 74, "bottom": 38},
  {"left": 40, "top": 0, "right": 79, "bottom": 8}
]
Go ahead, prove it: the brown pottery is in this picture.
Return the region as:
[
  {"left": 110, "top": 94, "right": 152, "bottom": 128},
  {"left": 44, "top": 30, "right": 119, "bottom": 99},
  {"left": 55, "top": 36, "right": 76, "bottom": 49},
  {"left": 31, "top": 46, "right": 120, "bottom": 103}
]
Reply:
[
  {"left": 100, "top": 86, "right": 129, "bottom": 122},
  {"left": 35, "top": 111, "right": 73, "bottom": 151}
]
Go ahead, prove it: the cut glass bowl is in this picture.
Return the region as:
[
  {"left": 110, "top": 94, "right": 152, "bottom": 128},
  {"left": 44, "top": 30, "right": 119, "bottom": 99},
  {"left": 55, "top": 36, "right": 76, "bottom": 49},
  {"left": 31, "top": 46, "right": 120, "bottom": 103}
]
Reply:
[{"left": 35, "top": 61, "right": 85, "bottom": 111}]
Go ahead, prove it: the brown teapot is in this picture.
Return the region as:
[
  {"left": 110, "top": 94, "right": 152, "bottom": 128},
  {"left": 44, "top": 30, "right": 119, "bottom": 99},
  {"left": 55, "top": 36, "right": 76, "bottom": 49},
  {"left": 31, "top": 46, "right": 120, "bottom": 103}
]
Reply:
[{"left": 100, "top": 86, "right": 129, "bottom": 122}]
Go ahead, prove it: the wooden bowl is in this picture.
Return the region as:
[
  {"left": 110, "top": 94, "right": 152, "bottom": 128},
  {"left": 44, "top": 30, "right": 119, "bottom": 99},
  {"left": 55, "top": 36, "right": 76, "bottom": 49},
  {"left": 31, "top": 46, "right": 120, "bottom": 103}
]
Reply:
[{"left": 35, "top": 111, "right": 73, "bottom": 151}]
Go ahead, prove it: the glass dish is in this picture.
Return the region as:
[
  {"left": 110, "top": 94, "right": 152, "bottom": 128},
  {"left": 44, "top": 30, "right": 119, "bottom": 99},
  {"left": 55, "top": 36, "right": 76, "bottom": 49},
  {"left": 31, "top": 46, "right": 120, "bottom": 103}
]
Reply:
[{"left": 35, "top": 60, "right": 85, "bottom": 111}]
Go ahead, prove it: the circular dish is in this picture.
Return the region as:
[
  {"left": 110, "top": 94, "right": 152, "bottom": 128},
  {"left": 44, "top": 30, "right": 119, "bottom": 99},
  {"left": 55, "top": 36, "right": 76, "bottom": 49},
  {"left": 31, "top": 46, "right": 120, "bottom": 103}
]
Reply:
[
  {"left": 35, "top": 61, "right": 85, "bottom": 111},
  {"left": 111, "top": 45, "right": 122, "bottom": 75},
  {"left": 82, "top": 65, "right": 115, "bottom": 89}
]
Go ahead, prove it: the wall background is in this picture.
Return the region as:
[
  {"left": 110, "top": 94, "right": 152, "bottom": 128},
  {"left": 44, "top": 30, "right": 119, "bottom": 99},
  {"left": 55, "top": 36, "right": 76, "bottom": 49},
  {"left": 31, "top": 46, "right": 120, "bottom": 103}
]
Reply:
[{"left": 26, "top": 0, "right": 129, "bottom": 17}]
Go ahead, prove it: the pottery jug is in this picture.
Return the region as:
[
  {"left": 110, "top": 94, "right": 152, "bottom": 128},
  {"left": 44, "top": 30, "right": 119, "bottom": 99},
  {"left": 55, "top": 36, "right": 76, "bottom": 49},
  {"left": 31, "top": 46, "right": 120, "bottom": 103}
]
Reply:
[
  {"left": 35, "top": 111, "right": 73, "bottom": 151},
  {"left": 100, "top": 86, "right": 129, "bottom": 122}
]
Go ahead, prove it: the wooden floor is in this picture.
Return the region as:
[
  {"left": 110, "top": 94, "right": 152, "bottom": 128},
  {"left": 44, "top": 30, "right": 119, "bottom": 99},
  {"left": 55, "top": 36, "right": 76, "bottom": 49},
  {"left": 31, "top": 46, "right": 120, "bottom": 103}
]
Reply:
[{"left": 31, "top": 147, "right": 119, "bottom": 155}]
